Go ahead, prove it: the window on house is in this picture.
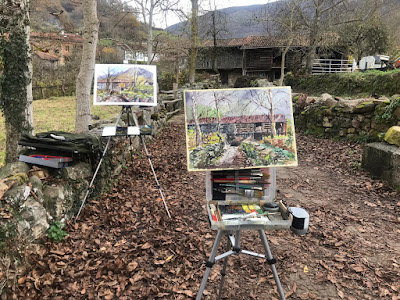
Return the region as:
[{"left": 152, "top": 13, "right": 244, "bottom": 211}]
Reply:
[
  {"left": 65, "top": 46, "right": 70, "bottom": 52},
  {"left": 125, "top": 50, "right": 134, "bottom": 61},
  {"left": 137, "top": 52, "right": 145, "bottom": 61}
]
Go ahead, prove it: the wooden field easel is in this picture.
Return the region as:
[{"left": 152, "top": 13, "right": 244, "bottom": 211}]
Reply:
[{"left": 76, "top": 105, "right": 171, "bottom": 220}]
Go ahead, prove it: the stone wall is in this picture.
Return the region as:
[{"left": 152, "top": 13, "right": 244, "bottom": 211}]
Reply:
[
  {"left": 362, "top": 143, "right": 400, "bottom": 190},
  {"left": 0, "top": 103, "right": 175, "bottom": 246},
  {"left": 293, "top": 93, "right": 400, "bottom": 140}
]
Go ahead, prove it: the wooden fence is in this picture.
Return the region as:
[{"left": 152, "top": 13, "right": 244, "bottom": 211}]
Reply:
[{"left": 312, "top": 59, "right": 356, "bottom": 75}]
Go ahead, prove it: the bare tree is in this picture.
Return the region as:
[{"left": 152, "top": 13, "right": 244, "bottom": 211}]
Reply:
[
  {"left": 261, "top": 0, "right": 304, "bottom": 85},
  {"left": 132, "top": 0, "right": 178, "bottom": 64},
  {"left": 188, "top": 0, "right": 199, "bottom": 84},
  {"left": 191, "top": 92, "right": 202, "bottom": 147},
  {"left": 75, "top": 0, "right": 99, "bottom": 133},
  {"left": 246, "top": 89, "right": 290, "bottom": 138},
  {"left": 202, "top": 0, "right": 228, "bottom": 74},
  {"left": 293, "top": 0, "right": 381, "bottom": 73},
  {"left": 0, "top": 0, "right": 33, "bottom": 162}
]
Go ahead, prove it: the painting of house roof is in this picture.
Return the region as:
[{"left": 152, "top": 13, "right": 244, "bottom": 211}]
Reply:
[
  {"left": 184, "top": 87, "right": 297, "bottom": 171},
  {"left": 94, "top": 64, "right": 157, "bottom": 106}
]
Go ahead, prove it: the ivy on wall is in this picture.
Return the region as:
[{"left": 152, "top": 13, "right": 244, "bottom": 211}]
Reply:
[{"left": 0, "top": 28, "right": 31, "bottom": 132}]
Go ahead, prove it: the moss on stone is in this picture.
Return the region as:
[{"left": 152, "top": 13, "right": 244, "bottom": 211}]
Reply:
[
  {"left": 293, "top": 95, "right": 300, "bottom": 102},
  {"left": 356, "top": 100, "right": 374, "bottom": 109}
]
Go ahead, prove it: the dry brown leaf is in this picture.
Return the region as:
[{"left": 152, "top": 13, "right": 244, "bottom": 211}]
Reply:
[
  {"left": 127, "top": 262, "right": 138, "bottom": 272},
  {"left": 285, "top": 282, "right": 297, "bottom": 298},
  {"left": 17, "top": 277, "right": 26, "bottom": 284},
  {"left": 141, "top": 242, "right": 152, "bottom": 249}
]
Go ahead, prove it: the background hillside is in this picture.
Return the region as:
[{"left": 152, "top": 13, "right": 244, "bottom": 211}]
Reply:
[
  {"left": 166, "top": 4, "right": 276, "bottom": 39},
  {"left": 31, "top": 0, "right": 83, "bottom": 33}
]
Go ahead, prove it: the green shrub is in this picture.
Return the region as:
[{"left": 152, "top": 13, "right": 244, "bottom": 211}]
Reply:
[
  {"left": 285, "top": 70, "right": 400, "bottom": 96},
  {"left": 48, "top": 221, "right": 67, "bottom": 243}
]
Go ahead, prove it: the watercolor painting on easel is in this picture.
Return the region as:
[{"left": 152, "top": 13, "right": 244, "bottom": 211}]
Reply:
[{"left": 184, "top": 87, "right": 297, "bottom": 171}]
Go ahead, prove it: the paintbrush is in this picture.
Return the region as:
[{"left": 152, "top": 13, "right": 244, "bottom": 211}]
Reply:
[
  {"left": 213, "top": 188, "right": 264, "bottom": 198},
  {"left": 217, "top": 183, "right": 265, "bottom": 190},
  {"left": 212, "top": 179, "right": 270, "bottom": 184}
]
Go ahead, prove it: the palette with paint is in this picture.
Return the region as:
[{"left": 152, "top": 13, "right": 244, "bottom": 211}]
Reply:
[{"left": 205, "top": 168, "right": 291, "bottom": 230}]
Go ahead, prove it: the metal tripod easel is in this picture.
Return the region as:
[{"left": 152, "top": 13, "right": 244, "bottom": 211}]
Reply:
[
  {"left": 196, "top": 229, "right": 286, "bottom": 300},
  {"left": 76, "top": 105, "right": 171, "bottom": 219}
]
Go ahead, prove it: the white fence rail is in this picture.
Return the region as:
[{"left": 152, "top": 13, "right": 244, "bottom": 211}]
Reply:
[{"left": 312, "top": 59, "right": 356, "bottom": 75}]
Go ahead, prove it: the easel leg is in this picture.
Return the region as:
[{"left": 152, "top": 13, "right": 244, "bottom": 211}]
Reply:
[
  {"left": 196, "top": 230, "right": 224, "bottom": 300},
  {"left": 130, "top": 108, "right": 171, "bottom": 218},
  {"left": 258, "top": 230, "right": 286, "bottom": 300},
  {"left": 75, "top": 107, "right": 126, "bottom": 220},
  {"left": 217, "top": 234, "right": 231, "bottom": 300},
  {"left": 125, "top": 107, "right": 135, "bottom": 165}
]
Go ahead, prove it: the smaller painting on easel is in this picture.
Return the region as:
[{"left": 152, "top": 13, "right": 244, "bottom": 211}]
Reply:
[
  {"left": 184, "top": 87, "right": 297, "bottom": 171},
  {"left": 93, "top": 64, "right": 157, "bottom": 106}
]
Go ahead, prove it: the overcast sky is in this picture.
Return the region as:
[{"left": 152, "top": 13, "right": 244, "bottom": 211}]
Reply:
[{"left": 154, "top": 0, "right": 276, "bottom": 29}]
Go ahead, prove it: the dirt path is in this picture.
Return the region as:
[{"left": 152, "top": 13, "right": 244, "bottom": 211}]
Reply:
[
  {"left": 14, "top": 114, "right": 400, "bottom": 300},
  {"left": 215, "top": 145, "right": 246, "bottom": 168}
]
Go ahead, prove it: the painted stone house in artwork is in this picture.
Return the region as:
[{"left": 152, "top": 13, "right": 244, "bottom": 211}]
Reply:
[
  {"left": 96, "top": 78, "right": 132, "bottom": 94},
  {"left": 188, "top": 114, "right": 287, "bottom": 141}
]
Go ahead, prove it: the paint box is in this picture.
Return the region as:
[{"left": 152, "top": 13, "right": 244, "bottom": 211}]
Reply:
[{"left": 206, "top": 168, "right": 291, "bottom": 231}]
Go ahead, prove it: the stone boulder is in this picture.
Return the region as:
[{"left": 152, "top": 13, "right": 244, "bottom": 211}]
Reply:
[
  {"left": 64, "top": 162, "right": 93, "bottom": 181},
  {"left": 255, "top": 79, "right": 274, "bottom": 87},
  {"left": 3, "top": 184, "right": 30, "bottom": 206},
  {"left": 0, "top": 162, "right": 30, "bottom": 180},
  {"left": 384, "top": 126, "right": 400, "bottom": 147},
  {"left": 337, "top": 99, "right": 375, "bottom": 113},
  {"left": 321, "top": 93, "right": 337, "bottom": 107},
  {"left": 362, "top": 143, "right": 400, "bottom": 190},
  {"left": 394, "top": 107, "right": 400, "bottom": 120},
  {"left": 43, "top": 185, "right": 65, "bottom": 220},
  {"left": 18, "top": 198, "right": 49, "bottom": 241}
]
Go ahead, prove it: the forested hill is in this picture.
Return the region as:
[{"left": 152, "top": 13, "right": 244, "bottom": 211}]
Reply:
[
  {"left": 30, "top": 0, "right": 83, "bottom": 33},
  {"left": 30, "top": 0, "right": 145, "bottom": 41},
  {"left": 166, "top": 4, "right": 276, "bottom": 39}
]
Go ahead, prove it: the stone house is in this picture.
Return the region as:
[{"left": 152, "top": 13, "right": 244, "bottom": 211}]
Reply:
[
  {"left": 30, "top": 31, "right": 83, "bottom": 66},
  {"left": 32, "top": 51, "right": 59, "bottom": 68},
  {"left": 97, "top": 78, "right": 132, "bottom": 93}
]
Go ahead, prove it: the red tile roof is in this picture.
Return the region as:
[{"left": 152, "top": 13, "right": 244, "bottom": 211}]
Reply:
[
  {"left": 35, "top": 51, "right": 59, "bottom": 61},
  {"left": 31, "top": 32, "right": 83, "bottom": 43}
]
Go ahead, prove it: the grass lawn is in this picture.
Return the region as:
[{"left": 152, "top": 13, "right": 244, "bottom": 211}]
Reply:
[{"left": 0, "top": 96, "right": 120, "bottom": 167}]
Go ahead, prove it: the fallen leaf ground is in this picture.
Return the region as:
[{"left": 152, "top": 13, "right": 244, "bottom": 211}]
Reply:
[{"left": 14, "top": 114, "right": 400, "bottom": 300}]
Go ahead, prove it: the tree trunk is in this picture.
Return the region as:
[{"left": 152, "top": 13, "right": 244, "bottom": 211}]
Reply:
[
  {"left": 189, "top": 0, "right": 199, "bottom": 84},
  {"left": 305, "top": 10, "right": 320, "bottom": 74},
  {"left": 267, "top": 90, "right": 276, "bottom": 138},
  {"left": 279, "top": 35, "right": 294, "bottom": 86},
  {"left": 192, "top": 95, "right": 202, "bottom": 147},
  {"left": 211, "top": 11, "right": 218, "bottom": 74},
  {"left": 147, "top": 5, "right": 154, "bottom": 63},
  {"left": 0, "top": 0, "right": 33, "bottom": 163},
  {"left": 26, "top": 21, "right": 34, "bottom": 132},
  {"left": 75, "top": 0, "right": 99, "bottom": 133}
]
